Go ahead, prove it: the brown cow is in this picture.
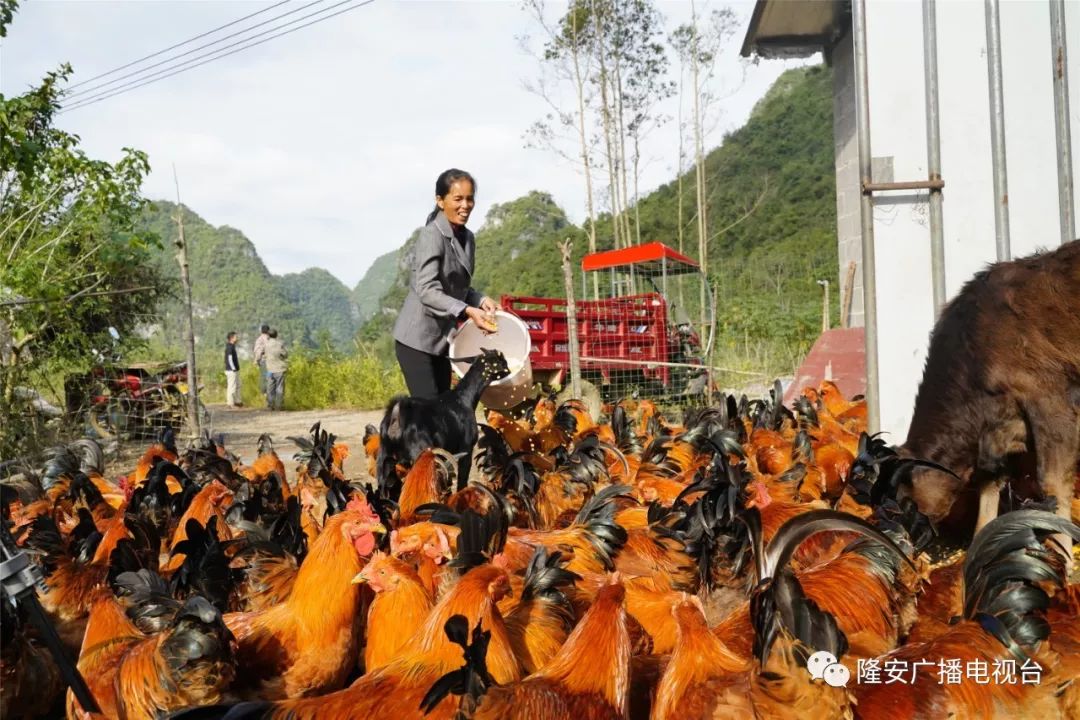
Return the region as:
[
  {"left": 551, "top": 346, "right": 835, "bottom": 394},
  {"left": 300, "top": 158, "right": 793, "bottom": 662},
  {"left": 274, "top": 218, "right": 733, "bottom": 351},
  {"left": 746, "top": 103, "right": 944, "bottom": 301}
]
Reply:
[{"left": 900, "top": 239, "right": 1080, "bottom": 566}]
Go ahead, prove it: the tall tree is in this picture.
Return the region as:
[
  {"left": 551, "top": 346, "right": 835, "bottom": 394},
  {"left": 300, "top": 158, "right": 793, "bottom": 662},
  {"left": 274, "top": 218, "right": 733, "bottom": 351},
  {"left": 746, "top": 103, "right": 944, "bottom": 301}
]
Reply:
[
  {"left": 674, "top": 52, "right": 688, "bottom": 311},
  {"left": 589, "top": 0, "right": 625, "bottom": 250},
  {"left": 522, "top": 0, "right": 602, "bottom": 297},
  {"left": 1, "top": 56, "right": 168, "bottom": 457},
  {"left": 670, "top": 4, "right": 740, "bottom": 335},
  {"left": 608, "top": 0, "right": 673, "bottom": 247}
]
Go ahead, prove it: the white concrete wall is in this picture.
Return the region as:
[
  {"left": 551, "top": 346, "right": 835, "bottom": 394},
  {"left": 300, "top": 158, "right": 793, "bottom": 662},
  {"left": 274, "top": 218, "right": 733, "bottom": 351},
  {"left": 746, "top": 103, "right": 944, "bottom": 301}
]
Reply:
[
  {"left": 862, "top": 0, "right": 1080, "bottom": 442},
  {"left": 831, "top": 32, "right": 864, "bottom": 328}
]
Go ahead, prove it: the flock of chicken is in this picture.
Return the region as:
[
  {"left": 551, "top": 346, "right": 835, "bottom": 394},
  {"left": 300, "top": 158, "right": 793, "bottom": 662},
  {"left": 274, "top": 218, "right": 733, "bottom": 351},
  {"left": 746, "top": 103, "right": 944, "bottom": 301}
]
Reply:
[{"left": 2, "top": 380, "right": 1078, "bottom": 720}]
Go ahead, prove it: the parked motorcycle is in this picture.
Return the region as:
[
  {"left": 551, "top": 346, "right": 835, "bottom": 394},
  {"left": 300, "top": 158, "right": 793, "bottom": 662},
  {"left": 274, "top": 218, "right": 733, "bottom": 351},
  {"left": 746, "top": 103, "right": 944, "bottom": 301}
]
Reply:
[{"left": 68, "top": 360, "right": 210, "bottom": 440}]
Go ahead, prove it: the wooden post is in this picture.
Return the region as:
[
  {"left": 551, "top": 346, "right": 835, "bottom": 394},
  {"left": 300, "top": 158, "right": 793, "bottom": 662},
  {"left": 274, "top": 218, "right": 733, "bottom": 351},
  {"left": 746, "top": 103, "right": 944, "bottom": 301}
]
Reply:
[
  {"left": 173, "top": 166, "right": 202, "bottom": 439},
  {"left": 559, "top": 239, "right": 582, "bottom": 399},
  {"left": 840, "top": 261, "right": 857, "bottom": 328},
  {"left": 818, "top": 279, "right": 831, "bottom": 332}
]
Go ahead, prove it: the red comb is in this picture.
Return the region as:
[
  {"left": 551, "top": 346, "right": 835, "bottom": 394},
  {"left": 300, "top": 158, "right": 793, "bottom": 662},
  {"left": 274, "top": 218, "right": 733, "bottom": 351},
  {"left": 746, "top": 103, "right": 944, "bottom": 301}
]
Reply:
[{"left": 346, "top": 496, "right": 380, "bottom": 523}]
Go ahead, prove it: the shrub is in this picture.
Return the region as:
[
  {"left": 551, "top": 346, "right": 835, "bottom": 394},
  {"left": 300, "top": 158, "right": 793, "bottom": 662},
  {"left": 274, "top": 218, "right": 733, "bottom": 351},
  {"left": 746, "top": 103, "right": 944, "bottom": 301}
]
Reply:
[{"left": 200, "top": 341, "right": 405, "bottom": 410}]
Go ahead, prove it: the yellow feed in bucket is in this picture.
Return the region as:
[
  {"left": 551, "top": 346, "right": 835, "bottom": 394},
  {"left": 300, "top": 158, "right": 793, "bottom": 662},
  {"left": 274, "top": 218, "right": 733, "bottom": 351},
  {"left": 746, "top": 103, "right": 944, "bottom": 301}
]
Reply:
[{"left": 449, "top": 310, "right": 533, "bottom": 410}]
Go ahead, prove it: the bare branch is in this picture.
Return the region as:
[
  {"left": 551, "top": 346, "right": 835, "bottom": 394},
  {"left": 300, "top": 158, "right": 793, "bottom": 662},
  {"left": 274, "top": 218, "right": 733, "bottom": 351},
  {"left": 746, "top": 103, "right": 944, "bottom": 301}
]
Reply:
[{"left": 709, "top": 175, "right": 771, "bottom": 241}]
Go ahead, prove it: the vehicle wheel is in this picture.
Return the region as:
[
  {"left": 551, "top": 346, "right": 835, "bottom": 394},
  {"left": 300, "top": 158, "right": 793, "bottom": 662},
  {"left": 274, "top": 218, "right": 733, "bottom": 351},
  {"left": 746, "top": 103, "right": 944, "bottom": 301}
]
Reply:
[
  {"left": 86, "top": 409, "right": 115, "bottom": 440},
  {"left": 197, "top": 400, "right": 212, "bottom": 432},
  {"left": 87, "top": 398, "right": 128, "bottom": 440},
  {"left": 142, "top": 387, "right": 179, "bottom": 438}
]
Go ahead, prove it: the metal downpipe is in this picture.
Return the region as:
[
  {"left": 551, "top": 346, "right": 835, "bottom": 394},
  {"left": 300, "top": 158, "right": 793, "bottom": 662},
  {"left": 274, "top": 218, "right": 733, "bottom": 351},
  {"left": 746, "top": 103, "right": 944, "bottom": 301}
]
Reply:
[
  {"left": 853, "top": 0, "right": 880, "bottom": 434},
  {"left": 923, "top": 0, "right": 946, "bottom": 315},
  {"left": 1049, "top": 0, "right": 1075, "bottom": 244},
  {"left": 985, "top": 0, "right": 1011, "bottom": 260}
]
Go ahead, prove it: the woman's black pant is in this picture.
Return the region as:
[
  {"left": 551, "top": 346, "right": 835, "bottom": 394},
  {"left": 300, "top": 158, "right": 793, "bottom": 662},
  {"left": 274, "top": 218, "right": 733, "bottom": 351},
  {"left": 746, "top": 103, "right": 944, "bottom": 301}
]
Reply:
[{"left": 395, "top": 341, "right": 451, "bottom": 399}]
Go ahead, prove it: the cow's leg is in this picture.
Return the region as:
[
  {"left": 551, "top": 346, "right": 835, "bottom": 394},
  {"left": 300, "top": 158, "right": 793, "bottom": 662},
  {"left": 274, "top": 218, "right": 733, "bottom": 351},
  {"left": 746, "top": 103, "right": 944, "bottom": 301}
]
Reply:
[
  {"left": 1024, "top": 394, "right": 1079, "bottom": 573},
  {"left": 974, "top": 415, "right": 1028, "bottom": 533},
  {"left": 975, "top": 480, "right": 1003, "bottom": 534}
]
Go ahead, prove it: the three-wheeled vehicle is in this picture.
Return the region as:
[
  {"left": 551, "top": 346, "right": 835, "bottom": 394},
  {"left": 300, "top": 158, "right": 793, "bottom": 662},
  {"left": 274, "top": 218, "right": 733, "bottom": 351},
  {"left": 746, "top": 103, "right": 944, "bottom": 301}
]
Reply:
[{"left": 501, "top": 242, "right": 714, "bottom": 401}]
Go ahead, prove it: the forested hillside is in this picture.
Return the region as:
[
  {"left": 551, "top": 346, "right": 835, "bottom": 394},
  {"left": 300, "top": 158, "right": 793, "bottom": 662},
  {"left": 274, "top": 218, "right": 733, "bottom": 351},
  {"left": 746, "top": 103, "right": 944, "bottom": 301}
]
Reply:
[
  {"left": 137, "top": 202, "right": 358, "bottom": 356},
  {"left": 635, "top": 64, "right": 838, "bottom": 365},
  {"left": 357, "top": 64, "right": 837, "bottom": 372},
  {"left": 279, "top": 268, "right": 358, "bottom": 350},
  {"left": 352, "top": 249, "right": 398, "bottom": 322}
]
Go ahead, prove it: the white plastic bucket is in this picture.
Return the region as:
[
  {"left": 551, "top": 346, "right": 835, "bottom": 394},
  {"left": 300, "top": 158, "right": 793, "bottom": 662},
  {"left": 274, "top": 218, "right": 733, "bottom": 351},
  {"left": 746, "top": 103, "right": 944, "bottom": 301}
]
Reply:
[{"left": 449, "top": 310, "right": 533, "bottom": 410}]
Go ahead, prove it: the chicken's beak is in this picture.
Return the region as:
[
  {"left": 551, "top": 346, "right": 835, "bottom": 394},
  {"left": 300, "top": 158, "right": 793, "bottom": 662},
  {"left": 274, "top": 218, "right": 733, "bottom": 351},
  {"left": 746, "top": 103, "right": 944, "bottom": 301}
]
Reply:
[
  {"left": 351, "top": 572, "right": 367, "bottom": 585},
  {"left": 371, "top": 523, "right": 388, "bottom": 536}
]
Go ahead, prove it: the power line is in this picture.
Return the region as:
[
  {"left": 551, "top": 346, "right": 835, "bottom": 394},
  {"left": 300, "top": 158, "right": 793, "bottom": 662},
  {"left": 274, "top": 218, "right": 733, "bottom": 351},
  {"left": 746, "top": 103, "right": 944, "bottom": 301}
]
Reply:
[
  {"left": 66, "top": 0, "right": 294, "bottom": 91},
  {"left": 62, "top": 0, "right": 354, "bottom": 108},
  {"left": 65, "top": 0, "right": 326, "bottom": 100},
  {"left": 60, "top": 0, "right": 373, "bottom": 114}
]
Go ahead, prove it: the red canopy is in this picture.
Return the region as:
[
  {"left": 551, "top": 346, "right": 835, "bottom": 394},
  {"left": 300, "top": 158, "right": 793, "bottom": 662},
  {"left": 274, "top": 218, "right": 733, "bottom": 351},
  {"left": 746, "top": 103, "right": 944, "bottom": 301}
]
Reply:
[{"left": 581, "top": 242, "right": 700, "bottom": 276}]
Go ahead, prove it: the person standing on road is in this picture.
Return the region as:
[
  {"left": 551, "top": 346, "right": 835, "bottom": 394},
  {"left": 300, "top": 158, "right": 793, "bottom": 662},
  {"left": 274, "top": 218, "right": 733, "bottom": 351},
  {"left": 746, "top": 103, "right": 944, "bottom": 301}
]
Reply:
[
  {"left": 224, "top": 331, "right": 242, "bottom": 408},
  {"left": 392, "top": 168, "right": 498, "bottom": 398},
  {"left": 253, "top": 324, "right": 270, "bottom": 394},
  {"left": 264, "top": 328, "right": 289, "bottom": 411}
]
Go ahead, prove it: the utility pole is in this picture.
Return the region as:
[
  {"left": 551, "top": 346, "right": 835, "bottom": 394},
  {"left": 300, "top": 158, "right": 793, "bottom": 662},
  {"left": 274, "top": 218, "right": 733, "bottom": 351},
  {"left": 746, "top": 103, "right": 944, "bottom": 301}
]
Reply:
[{"left": 173, "top": 166, "right": 202, "bottom": 439}]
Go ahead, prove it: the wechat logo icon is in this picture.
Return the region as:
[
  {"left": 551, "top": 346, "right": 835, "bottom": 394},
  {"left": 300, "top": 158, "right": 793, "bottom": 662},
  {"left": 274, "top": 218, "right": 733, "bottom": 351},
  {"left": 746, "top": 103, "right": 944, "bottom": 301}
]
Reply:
[{"left": 807, "top": 650, "right": 850, "bottom": 688}]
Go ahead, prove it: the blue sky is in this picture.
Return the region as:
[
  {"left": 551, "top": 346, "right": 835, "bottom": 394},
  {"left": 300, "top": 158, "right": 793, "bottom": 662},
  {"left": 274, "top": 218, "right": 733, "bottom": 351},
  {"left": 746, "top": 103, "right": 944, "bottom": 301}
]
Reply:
[{"left": 1, "top": 0, "right": 811, "bottom": 287}]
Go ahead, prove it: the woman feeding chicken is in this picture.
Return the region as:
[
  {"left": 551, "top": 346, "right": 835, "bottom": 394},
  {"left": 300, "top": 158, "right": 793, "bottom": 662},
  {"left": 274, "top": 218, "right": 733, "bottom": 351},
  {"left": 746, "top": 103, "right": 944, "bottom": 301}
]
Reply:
[{"left": 392, "top": 168, "right": 500, "bottom": 398}]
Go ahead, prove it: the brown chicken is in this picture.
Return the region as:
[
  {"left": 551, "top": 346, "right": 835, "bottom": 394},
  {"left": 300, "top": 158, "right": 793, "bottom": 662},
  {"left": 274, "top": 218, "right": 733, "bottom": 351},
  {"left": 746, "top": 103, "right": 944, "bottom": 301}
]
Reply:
[
  {"left": 657, "top": 509, "right": 904, "bottom": 720},
  {"left": 164, "top": 480, "right": 234, "bottom": 573},
  {"left": 397, "top": 449, "right": 456, "bottom": 524},
  {"left": 903, "top": 554, "right": 964, "bottom": 644},
  {"left": 70, "top": 580, "right": 234, "bottom": 720},
  {"left": 390, "top": 520, "right": 458, "bottom": 597},
  {"left": 180, "top": 564, "right": 522, "bottom": 720},
  {"left": 499, "top": 548, "right": 579, "bottom": 674},
  {"left": 504, "top": 486, "right": 629, "bottom": 578},
  {"left": 854, "top": 511, "right": 1080, "bottom": 720},
  {"left": 578, "top": 573, "right": 682, "bottom": 654},
  {"left": 239, "top": 434, "right": 291, "bottom": 502},
  {"left": 817, "top": 380, "right": 867, "bottom": 429},
  {"left": 28, "top": 511, "right": 138, "bottom": 651},
  {"left": 131, "top": 428, "right": 180, "bottom": 488},
  {"left": 651, "top": 597, "right": 751, "bottom": 720},
  {"left": 427, "top": 578, "right": 631, "bottom": 720},
  {"left": 486, "top": 406, "right": 570, "bottom": 455},
  {"left": 1043, "top": 584, "right": 1080, "bottom": 718},
  {"left": 362, "top": 423, "right": 381, "bottom": 479},
  {"left": 68, "top": 439, "right": 126, "bottom": 511},
  {"left": 224, "top": 499, "right": 386, "bottom": 699},
  {"left": 1, "top": 597, "right": 63, "bottom": 719},
  {"left": 353, "top": 551, "right": 433, "bottom": 672},
  {"left": 225, "top": 495, "right": 310, "bottom": 614},
  {"left": 713, "top": 536, "right": 920, "bottom": 663}
]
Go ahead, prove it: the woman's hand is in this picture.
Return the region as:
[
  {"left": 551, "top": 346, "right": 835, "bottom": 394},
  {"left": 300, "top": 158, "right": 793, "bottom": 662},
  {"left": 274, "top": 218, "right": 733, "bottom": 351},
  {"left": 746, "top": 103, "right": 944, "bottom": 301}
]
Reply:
[
  {"left": 466, "top": 306, "right": 498, "bottom": 334},
  {"left": 479, "top": 296, "right": 499, "bottom": 314}
]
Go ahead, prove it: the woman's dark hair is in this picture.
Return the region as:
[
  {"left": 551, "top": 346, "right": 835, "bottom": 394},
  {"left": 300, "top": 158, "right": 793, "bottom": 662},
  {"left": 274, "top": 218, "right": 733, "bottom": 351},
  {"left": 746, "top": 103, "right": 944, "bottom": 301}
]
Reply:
[{"left": 425, "top": 168, "right": 476, "bottom": 224}]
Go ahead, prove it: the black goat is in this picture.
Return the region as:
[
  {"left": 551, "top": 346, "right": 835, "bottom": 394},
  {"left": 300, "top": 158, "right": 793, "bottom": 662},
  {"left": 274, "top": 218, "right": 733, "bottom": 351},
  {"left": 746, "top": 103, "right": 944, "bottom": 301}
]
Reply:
[{"left": 376, "top": 348, "right": 511, "bottom": 499}]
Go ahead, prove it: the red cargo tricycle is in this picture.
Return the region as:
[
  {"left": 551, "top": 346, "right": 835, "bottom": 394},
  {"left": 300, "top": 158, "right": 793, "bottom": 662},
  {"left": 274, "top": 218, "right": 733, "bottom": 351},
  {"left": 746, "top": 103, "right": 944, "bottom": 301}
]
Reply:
[{"left": 501, "top": 242, "right": 714, "bottom": 404}]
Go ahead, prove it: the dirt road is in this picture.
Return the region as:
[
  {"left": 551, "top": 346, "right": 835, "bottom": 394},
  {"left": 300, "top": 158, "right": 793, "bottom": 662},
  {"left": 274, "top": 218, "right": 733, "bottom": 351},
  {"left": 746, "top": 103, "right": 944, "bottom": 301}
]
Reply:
[{"left": 205, "top": 403, "right": 385, "bottom": 484}]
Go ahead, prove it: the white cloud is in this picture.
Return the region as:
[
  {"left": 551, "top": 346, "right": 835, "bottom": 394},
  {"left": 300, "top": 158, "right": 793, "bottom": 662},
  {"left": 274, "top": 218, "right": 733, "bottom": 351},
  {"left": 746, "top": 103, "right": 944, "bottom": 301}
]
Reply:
[{"left": 1, "top": 0, "right": 811, "bottom": 288}]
